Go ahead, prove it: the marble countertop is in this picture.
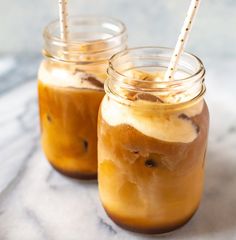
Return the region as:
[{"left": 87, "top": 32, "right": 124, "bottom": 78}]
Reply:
[{"left": 0, "top": 54, "right": 236, "bottom": 240}]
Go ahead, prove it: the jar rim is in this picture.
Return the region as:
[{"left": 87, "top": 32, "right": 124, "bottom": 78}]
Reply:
[
  {"left": 106, "top": 46, "right": 206, "bottom": 106},
  {"left": 43, "top": 15, "right": 127, "bottom": 48},
  {"left": 108, "top": 46, "right": 205, "bottom": 84}
]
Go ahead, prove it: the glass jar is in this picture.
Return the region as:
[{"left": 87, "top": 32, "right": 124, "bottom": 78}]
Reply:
[
  {"left": 38, "top": 16, "right": 127, "bottom": 179},
  {"left": 98, "top": 47, "right": 209, "bottom": 233}
]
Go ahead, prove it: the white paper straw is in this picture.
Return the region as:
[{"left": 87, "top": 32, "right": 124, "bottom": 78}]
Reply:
[
  {"left": 58, "top": 0, "right": 69, "bottom": 41},
  {"left": 165, "top": 0, "right": 201, "bottom": 81}
]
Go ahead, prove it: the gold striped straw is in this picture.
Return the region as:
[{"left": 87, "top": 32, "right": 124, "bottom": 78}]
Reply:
[{"left": 165, "top": 0, "right": 201, "bottom": 81}]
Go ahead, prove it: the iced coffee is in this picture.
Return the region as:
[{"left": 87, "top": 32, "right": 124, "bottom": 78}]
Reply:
[
  {"left": 38, "top": 17, "right": 127, "bottom": 179},
  {"left": 98, "top": 47, "right": 209, "bottom": 233}
]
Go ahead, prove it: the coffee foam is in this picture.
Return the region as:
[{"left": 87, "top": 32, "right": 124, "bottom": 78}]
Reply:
[
  {"left": 38, "top": 61, "right": 103, "bottom": 90},
  {"left": 101, "top": 95, "right": 203, "bottom": 143}
]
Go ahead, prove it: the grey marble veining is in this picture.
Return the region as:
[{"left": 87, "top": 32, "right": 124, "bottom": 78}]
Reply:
[
  {"left": 0, "top": 55, "right": 236, "bottom": 240},
  {"left": 0, "top": 54, "right": 41, "bottom": 94}
]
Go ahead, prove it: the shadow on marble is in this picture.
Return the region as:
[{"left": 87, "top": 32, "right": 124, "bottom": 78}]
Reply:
[
  {"left": 202, "top": 148, "right": 236, "bottom": 231},
  {"left": 45, "top": 167, "right": 98, "bottom": 191},
  {"left": 168, "top": 141, "right": 236, "bottom": 239},
  {"left": 118, "top": 138, "right": 236, "bottom": 239}
]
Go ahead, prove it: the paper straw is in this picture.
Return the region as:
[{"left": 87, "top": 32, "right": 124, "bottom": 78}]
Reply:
[
  {"left": 165, "top": 0, "right": 201, "bottom": 81},
  {"left": 58, "top": 0, "right": 69, "bottom": 41}
]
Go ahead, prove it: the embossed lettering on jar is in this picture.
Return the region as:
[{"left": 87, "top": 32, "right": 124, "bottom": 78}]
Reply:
[
  {"left": 98, "top": 47, "right": 209, "bottom": 233},
  {"left": 38, "top": 17, "right": 127, "bottom": 179}
]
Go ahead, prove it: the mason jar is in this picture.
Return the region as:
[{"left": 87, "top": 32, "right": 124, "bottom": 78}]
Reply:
[
  {"left": 98, "top": 47, "right": 209, "bottom": 233},
  {"left": 38, "top": 16, "right": 127, "bottom": 179}
]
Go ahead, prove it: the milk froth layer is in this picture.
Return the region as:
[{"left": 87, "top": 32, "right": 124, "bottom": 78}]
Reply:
[
  {"left": 101, "top": 95, "right": 203, "bottom": 143},
  {"left": 38, "top": 61, "right": 105, "bottom": 90}
]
